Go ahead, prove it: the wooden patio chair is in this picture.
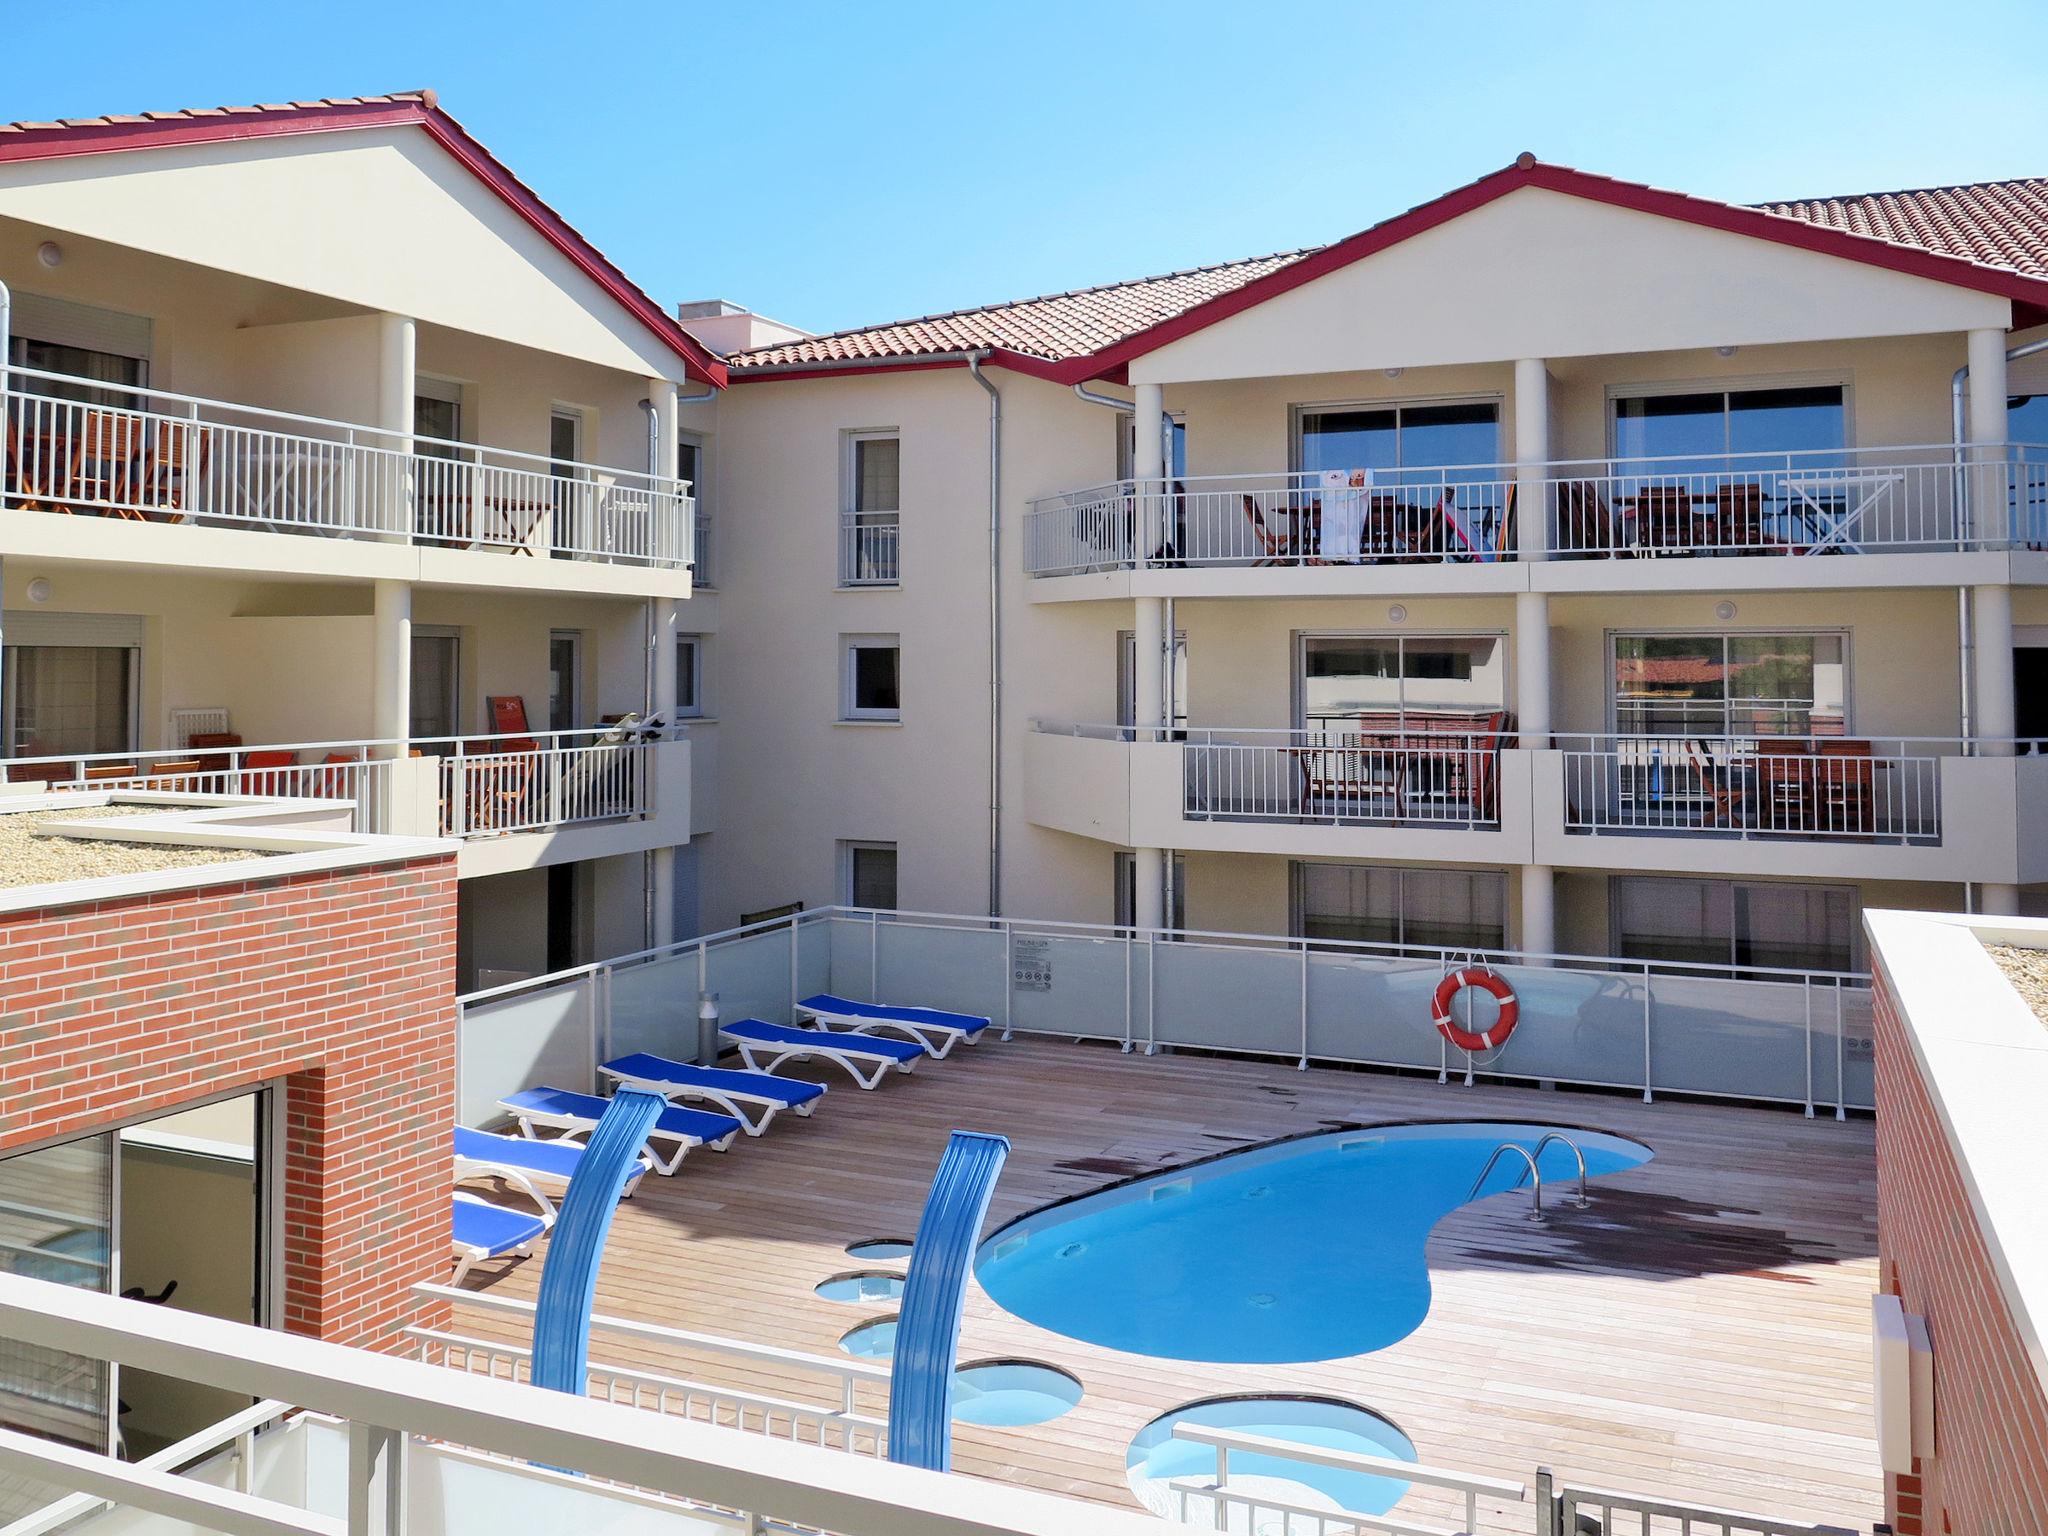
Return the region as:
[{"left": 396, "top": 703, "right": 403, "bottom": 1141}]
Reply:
[
  {"left": 1555, "top": 481, "right": 1620, "bottom": 557},
  {"left": 140, "top": 758, "right": 205, "bottom": 789},
  {"left": 138, "top": 419, "right": 210, "bottom": 521},
  {"left": 1683, "top": 739, "right": 1749, "bottom": 828},
  {"left": 1811, "top": 739, "right": 1877, "bottom": 835},
  {"left": 1710, "top": 480, "right": 1769, "bottom": 553},
  {"left": 1239, "top": 494, "right": 1296, "bottom": 565},
  {"left": 80, "top": 761, "right": 141, "bottom": 783},
  {"left": 1630, "top": 485, "right": 1708, "bottom": 555},
  {"left": 1754, "top": 738, "right": 1817, "bottom": 832}
]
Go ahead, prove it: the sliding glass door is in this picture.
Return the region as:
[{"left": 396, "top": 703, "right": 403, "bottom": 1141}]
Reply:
[
  {"left": 1611, "top": 632, "right": 1847, "bottom": 738},
  {"left": 1298, "top": 633, "right": 1507, "bottom": 733},
  {"left": 1612, "top": 385, "right": 1845, "bottom": 471}
]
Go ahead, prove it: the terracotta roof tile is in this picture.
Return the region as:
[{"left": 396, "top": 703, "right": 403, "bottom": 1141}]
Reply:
[
  {"left": 0, "top": 92, "right": 434, "bottom": 137},
  {"left": 729, "top": 173, "right": 2048, "bottom": 377}
]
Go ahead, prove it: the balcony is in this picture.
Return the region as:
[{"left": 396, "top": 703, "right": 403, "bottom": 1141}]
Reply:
[
  {"left": 1026, "top": 722, "right": 1531, "bottom": 863},
  {"left": 839, "top": 513, "right": 900, "bottom": 585},
  {"left": 1021, "top": 444, "right": 2048, "bottom": 591},
  {"left": 0, "top": 727, "right": 689, "bottom": 873},
  {"left": 1, "top": 366, "right": 694, "bottom": 581}
]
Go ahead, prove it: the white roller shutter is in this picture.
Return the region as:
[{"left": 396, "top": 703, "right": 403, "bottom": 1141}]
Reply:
[
  {"left": 9, "top": 292, "right": 153, "bottom": 363},
  {"left": 0, "top": 611, "right": 146, "bottom": 649}
]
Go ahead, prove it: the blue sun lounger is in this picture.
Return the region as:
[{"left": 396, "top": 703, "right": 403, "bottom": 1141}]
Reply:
[
  {"left": 721, "top": 1018, "right": 922, "bottom": 1090},
  {"left": 451, "top": 1193, "right": 551, "bottom": 1286},
  {"left": 454, "top": 1124, "right": 651, "bottom": 1198},
  {"left": 795, "top": 994, "right": 993, "bottom": 1059},
  {"left": 498, "top": 1087, "right": 743, "bottom": 1175},
  {"left": 598, "top": 1053, "right": 827, "bottom": 1137}
]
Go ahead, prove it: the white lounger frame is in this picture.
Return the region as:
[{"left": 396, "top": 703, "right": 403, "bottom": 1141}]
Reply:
[
  {"left": 450, "top": 1164, "right": 556, "bottom": 1286},
  {"left": 721, "top": 1026, "right": 919, "bottom": 1091},
  {"left": 498, "top": 1099, "right": 739, "bottom": 1176},
  {"left": 598, "top": 1064, "right": 821, "bottom": 1137},
  {"left": 454, "top": 1137, "right": 649, "bottom": 1198},
  {"left": 792, "top": 1001, "right": 991, "bottom": 1060}
]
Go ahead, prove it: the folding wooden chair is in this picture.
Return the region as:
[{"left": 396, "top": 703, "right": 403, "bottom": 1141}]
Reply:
[
  {"left": 1239, "top": 494, "right": 1296, "bottom": 565},
  {"left": 1555, "top": 481, "right": 1621, "bottom": 557}
]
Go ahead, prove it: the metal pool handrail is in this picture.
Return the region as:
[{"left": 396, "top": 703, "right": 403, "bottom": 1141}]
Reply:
[
  {"left": 1466, "top": 1142, "right": 1547, "bottom": 1222},
  {"left": 1527, "top": 1132, "right": 1593, "bottom": 1210}
]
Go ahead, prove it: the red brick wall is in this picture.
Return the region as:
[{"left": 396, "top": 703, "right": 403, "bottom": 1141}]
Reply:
[
  {"left": 0, "top": 855, "right": 458, "bottom": 1349},
  {"left": 1873, "top": 963, "right": 2048, "bottom": 1532}
]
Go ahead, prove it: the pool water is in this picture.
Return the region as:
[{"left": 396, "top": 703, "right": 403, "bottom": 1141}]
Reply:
[
  {"left": 836, "top": 1321, "right": 1081, "bottom": 1426},
  {"left": 976, "top": 1121, "right": 1651, "bottom": 1364},
  {"left": 815, "top": 1271, "right": 907, "bottom": 1304},
  {"left": 1126, "top": 1397, "right": 1415, "bottom": 1522}
]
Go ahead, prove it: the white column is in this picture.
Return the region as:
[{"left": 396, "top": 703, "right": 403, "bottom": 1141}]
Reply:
[
  {"left": 1981, "top": 882, "right": 2022, "bottom": 916},
  {"left": 1132, "top": 846, "right": 1164, "bottom": 931},
  {"left": 1513, "top": 358, "right": 1550, "bottom": 560},
  {"left": 1133, "top": 596, "right": 1165, "bottom": 741},
  {"left": 1968, "top": 327, "right": 2010, "bottom": 545},
  {"left": 375, "top": 314, "right": 416, "bottom": 537},
  {"left": 371, "top": 578, "right": 411, "bottom": 755},
  {"left": 648, "top": 591, "right": 680, "bottom": 948},
  {"left": 647, "top": 379, "right": 681, "bottom": 481},
  {"left": 1975, "top": 582, "right": 2016, "bottom": 754},
  {"left": 1134, "top": 382, "right": 1164, "bottom": 564},
  {"left": 1515, "top": 589, "right": 1551, "bottom": 743},
  {"left": 1519, "top": 864, "right": 1556, "bottom": 961}
]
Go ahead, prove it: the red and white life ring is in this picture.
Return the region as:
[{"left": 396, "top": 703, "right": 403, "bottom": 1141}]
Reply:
[{"left": 1431, "top": 966, "right": 1519, "bottom": 1054}]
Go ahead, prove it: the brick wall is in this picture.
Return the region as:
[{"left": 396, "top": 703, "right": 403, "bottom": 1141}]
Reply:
[
  {"left": 0, "top": 854, "right": 458, "bottom": 1349},
  {"left": 1873, "top": 963, "right": 2048, "bottom": 1532}
]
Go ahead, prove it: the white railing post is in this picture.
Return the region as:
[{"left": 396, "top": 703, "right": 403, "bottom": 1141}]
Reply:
[
  {"left": 345, "top": 1420, "right": 407, "bottom": 1536},
  {"left": 1641, "top": 962, "right": 1654, "bottom": 1104}
]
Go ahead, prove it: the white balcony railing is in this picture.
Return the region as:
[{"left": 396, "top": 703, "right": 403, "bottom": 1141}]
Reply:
[
  {"left": 1021, "top": 444, "right": 2048, "bottom": 574},
  {"left": 1558, "top": 733, "right": 1957, "bottom": 844},
  {"left": 0, "top": 728, "right": 667, "bottom": 842},
  {"left": 839, "top": 514, "right": 900, "bottom": 585},
  {"left": 1, "top": 365, "right": 693, "bottom": 568},
  {"left": 426, "top": 728, "right": 659, "bottom": 838}
]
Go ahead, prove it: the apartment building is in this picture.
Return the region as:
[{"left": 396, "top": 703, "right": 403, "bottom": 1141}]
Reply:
[
  {"left": 0, "top": 93, "right": 722, "bottom": 988},
  {"left": 690, "top": 157, "right": 2048, "bottom": 978}
]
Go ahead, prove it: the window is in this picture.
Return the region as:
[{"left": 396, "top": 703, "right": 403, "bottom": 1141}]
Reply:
[
  {"left": 842, "top": 433, "right": 900, "bottom": 585},
  {"left": 675, "top": 634, "right": 704, "bottom": 718},
  {"left": 2, "top": 645, "right": 136, "bottom": 758},
  {"left": 413, "top": 376, "right": 464, "bottom": 458},
  {"left": 678, "top": 432, "right": 712, "bottom": 586},
  {"left": 1293, "top": 863, "right": 1506, "bottom": 955},
  {"left": 1612, "top": 385, "right": 1845, "bottom": 470},
  {"left": 549, "top": 408, "right": 586, "bottom": 557},
  {"left": 1296, "top": 400, "right": 1500, "bottom": 480},
  {"left": 1297, "top": 633, "right": 1506, "bottom": 732},
  {"left": 842, "top": 635, "right": 900, "bottom": 721},
  {"left": 1612, "top": 876, "right": 1857, "bottom": 974},
  {"left": 410, "top": 628, "right": 461, "bottom": 740},
  {"left": 1611, "top": 632, "right": 1847, "bottom": 738},
  {"left": 1117, "top": 628, "right": 1188, "bottom": 735},
  {"left": 840, "top": 842, "right": 898, "bottom": 910},
  {"left": 1114, "top": 851, "right": 1186, "bottom": 932},
  {"left": 548, "top": 630, "right": 582, "bottom": 734},
  {"left": 7, "top": 294, "right": 150, "bottom": 408}
]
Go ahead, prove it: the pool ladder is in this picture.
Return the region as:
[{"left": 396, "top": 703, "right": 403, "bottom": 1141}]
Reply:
[{"left": 1465, "top": 1133, "right": 1593, "bottom": 1224}]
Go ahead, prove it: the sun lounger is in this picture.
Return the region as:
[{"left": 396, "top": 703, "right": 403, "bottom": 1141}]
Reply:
[
  {"left": 451, "top": 1192, "right": 551, "bottom": 1286},
  {"left": 454, "top": 1124, "right": 649, "bottom": 1198},
  {"left": 794, "top": 993, "right": 993, "bottom": 1059},
  {"left": 720, "top": 1018, "right": 923, "bottom": 1090},
  {"left": 497, "top": 1087, "right": 743, "bottom": 1175},
  {"left": 598, "top": 1053, "right": 827, "bottom": 1136}
]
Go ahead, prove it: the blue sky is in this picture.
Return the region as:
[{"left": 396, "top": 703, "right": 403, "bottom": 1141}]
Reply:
[{"left": 4, "top": 1, "right": 2046, "bottom": 338}]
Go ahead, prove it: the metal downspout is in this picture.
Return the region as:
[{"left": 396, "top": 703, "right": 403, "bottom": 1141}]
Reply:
[
  {"left": 968, "top": 353, "right": 1002, "bottom": 917},
  {"left": 638, "top": 398, "right": 661, "bottom": 950}
]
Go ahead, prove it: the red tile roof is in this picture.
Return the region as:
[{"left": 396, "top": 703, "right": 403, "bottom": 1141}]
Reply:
[
  {"left": 0, "top": 91, "right": 725, "bottom": 387},
  {"left": 1758, "top": 179, "right": 2048, "bottom": 282},
  {"left": 729, "top": 164, "right": 2048, "bottom": 383}
]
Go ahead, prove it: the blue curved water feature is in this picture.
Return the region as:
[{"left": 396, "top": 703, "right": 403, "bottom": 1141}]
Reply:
[
  {"left": 976, "top": 1121, "right": 1651, "bottom": 1364},
  {"left": 1126, "top": 1398, "right": 1416, "bottom": 1520}
]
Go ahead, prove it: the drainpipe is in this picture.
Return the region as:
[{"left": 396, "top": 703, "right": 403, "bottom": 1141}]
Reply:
[
  {"left": 638, "top": 399, "right": 661, "bottom": 951},
  {"left": 1072, "top": 381, "right": 1133, "bottom": 414},
  {"left": 968, "top": 352, "right": 1003, "bottom": 918}
]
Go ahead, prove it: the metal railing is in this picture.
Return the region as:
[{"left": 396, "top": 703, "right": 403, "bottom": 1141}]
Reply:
[
  {"left": 1169, "top": 1424, "right": 1527, "bottom": 1535},
  {"left": 1546, "top": 1475, "right": 1860, "bottom": 1536},
  {"left": 423, "top": 727, "right": 659, "bottom": 838},
  {"left": 1546, "top": 441, "right": 2048, "bottom": 558},
  {"left": 694, "top": 510, "right": 715, "bottom": 586},
  {"left": 1021, "top": 443, "right": 2048, "bottom": 574},
  {"left": 1558, "top": 733, "right": 1952, "bottom": 844},
  {"left": 1024, "top": 468, "right": 1517, "bottom": 575},
  {"left": 0, "top": 737, "right": 396, "bottom": 830},
  {"left": 840, "top": 515, "right": 900, "bottom": 585},
  {"left": 1172, "top": 725, "right": 1511, "bottom": 829},
  {"left": 1, "top": 365, "right": 693, "bottom": 567},
  {"left": 455, "top": 904, "right": 1875, "bottom": 1131},
  {"left": 408, "top": 1284, "right": 888, "bottom": 1457}
]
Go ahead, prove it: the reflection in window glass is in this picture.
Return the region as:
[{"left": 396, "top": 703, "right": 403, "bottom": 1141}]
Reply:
[
  {"left": 1613, "top": 386, "right": 1844, "bottom": 469},
  {"left": 0, "top": 1136, "right": 113, "bottom": 1472},
  {"left": 3, "top": 646, "right": 133, "bottom": 758},
  {"left": 1295, "top": 863, "right": 1505, "bottom": 955},
  {"left": 1612, "top": 633, "right": 1846, "bottom": 737},
  {"left": 1615, "top": 876, "right": 1855, "bottom": 973},
  {"left": 1298, "top": 401, "right": 1498, "bottom": 481},
  {"left": 1300, "top": 635, "right": 1505, "bottom": 731}
]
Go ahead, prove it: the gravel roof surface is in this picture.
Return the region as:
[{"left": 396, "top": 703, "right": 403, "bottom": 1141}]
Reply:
[{"left": 0, "top": 806, "right": 277, "bottom": 890}]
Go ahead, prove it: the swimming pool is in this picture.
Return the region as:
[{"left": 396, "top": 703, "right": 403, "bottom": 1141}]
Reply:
[
  {"left": 975, "top": 1121, "right": 1651, "bottom": 1364},
  {"left": 1125, "top": 1397, "right": 1415, "bottom": 1521}
]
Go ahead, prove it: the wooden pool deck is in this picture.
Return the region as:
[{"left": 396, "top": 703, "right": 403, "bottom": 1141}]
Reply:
[{"left": 450, "top": 1036, "right": 1882, "bottom": 1530}]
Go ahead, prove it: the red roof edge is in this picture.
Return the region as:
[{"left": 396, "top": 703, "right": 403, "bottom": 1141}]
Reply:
[
  {"left": 1076, "top": 159, "right": 2048, "bottom": 380},
  {"left": 0, "top": 93, "right": 726, "bottom": 388},
  {"left": 728, "top": 346, "right": 1077, "bottom": 386}
]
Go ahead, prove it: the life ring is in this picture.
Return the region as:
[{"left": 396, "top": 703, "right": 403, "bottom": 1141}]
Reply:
[{"left": 1431, "top": 966, "right": 1519, "bottom": 1053}]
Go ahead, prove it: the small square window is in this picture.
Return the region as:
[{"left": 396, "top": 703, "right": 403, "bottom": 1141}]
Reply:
[
  {"left": 840, "top": 842, "right": 898, "bottom": 910},
  {"left": 675, "top": 635, "right": 704, "bottom": 718},
  {"left": 843, "top": 635, "right": 901, "bottom": 720}
]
